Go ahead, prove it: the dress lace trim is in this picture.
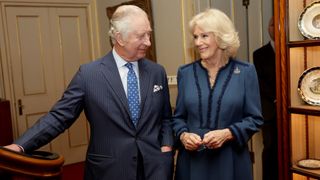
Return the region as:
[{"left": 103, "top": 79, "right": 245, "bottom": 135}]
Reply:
[{"left": 193, "top": 60, "right": 235, "bottom": 129}]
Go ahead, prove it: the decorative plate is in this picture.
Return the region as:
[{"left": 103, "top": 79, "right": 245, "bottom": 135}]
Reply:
[
  {"left": 298, "top": 67, "right": 320, "bottom": 106},
  {"left": 297, "top": 159, "right": 320, "bottom": 169},
  {"left": 298, "top": 1, "right": 320, "bottom": 39}
]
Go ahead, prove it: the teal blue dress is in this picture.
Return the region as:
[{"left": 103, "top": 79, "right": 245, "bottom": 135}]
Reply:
[{"left": 172, "top": 59, "right": 263, "bottom": 180}]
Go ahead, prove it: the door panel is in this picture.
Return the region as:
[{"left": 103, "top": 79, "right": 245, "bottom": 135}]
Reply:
[
  {"left": 5, "top": 6, "right": 92, "bottom": 164},
  {"left": 49, "top": 7, "right": 91, "bottom": 164},
  {"left": 6, "top": 7, "right": 55, "bottom": 152}
]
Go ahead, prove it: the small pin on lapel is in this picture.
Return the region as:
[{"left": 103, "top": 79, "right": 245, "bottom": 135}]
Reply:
[{"left": 234, "top": 66, "right": 240, "bottom": 74}]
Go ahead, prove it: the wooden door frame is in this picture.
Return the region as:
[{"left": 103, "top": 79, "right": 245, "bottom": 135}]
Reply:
[{"left": 274, "top": 0, "right": 290, "bottom": 179}]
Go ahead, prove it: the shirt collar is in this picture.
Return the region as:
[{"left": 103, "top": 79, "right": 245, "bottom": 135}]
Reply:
[{"left": 112, "top": 48, "right": 139, "bottom": 68}]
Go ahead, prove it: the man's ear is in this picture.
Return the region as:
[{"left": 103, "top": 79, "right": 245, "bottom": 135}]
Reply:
[{"left": 115, "top": 32, "right": 125, "bottom": 46}]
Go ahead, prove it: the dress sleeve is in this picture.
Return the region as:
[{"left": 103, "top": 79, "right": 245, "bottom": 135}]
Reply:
[
  {"left": 172, "top": 67, "right": 189, "bottom": 138},
  {"left": 228, "top": 64, "right": 264, "bottom": 147}
]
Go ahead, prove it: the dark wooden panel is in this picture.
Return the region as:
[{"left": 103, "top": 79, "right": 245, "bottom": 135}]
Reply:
[{"left": 0, "top": 100, "right": 13, "bottom": 146}]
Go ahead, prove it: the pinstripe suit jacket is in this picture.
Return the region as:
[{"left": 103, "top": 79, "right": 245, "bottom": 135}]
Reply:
[{"left": 14, "top": 51, "right": 174, "bottom": 180}]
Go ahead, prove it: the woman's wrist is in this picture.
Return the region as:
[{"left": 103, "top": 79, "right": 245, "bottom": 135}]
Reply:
[
  {"left": 180, "top": 132, "right": 187, "bottom": 141},
  {"left": 225, "top": 129, "right": 234, "bottom": 141}
]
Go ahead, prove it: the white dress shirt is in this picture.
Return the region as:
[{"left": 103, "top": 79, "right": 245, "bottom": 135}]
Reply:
[{"left": 112, "top": 48, "right": 140, "bottom": 97}]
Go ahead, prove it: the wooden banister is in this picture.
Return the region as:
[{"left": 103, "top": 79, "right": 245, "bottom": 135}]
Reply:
[{"left": 0, "top": 147, "right": 64, "bottom": 179}]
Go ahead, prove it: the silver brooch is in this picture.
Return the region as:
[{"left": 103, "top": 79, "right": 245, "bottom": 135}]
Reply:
[{"left": 234, "top": 66, "right": 241, "bottom": 74}]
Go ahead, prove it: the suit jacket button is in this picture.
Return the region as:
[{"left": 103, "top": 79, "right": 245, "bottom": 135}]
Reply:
[{"left": 132, "top": 156, "right": 137, "bottom": 161}]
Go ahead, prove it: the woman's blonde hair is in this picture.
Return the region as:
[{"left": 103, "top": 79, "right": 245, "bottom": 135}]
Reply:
[{"left": 189, "top": 8, "right": 240, "bottom": 58}]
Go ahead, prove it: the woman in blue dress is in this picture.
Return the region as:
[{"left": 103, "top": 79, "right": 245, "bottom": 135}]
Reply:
[{"left": 172, "top": 8, "right": 264, "bottom": 180}]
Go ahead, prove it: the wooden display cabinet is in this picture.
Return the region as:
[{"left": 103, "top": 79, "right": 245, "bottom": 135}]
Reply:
[{"left": 276, "top": 0, "right": 320, "bottom": 179}]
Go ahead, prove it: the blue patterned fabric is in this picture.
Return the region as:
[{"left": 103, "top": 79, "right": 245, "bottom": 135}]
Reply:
[{"left": 126, "top": 63, "right": 140, "bottom": 125}]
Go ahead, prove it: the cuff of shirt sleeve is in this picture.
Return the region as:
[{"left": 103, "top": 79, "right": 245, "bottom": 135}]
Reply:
[{"left": 16, "top": 144, "right": 25, "bottom": 153}]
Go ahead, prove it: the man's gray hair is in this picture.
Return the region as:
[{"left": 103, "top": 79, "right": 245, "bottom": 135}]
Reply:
[{"left": 108, "top": 5, "right": 148, "bottom": 44}]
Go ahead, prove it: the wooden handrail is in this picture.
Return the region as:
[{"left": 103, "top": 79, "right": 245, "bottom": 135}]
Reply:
[{"left": 0, "top": 147, "right": 64, "bottom": 178}]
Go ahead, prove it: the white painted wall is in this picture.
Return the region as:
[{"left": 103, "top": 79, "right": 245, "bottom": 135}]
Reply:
[{"left": 210, "top": 0, "right": 273, "bottom": 63}]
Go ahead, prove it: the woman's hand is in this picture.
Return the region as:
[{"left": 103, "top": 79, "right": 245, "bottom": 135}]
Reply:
[
  {"left": 202, "top": 129, "right": 233, "bottom": 149},
  {"left": 180, "top": 132, "right": 203, "bottom": 151}
]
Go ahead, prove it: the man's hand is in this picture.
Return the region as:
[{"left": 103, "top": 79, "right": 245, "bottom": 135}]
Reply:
[
  {"left": 4, "top": 144, "right": 24, "bottom": 152},
  {"left": 161, "top": 146, "right": 172, "bottom": 152}
]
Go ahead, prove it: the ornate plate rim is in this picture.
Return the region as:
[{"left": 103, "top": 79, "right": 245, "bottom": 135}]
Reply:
[
  {"left": 297, "top": 66, "right": 320, "bottom": 106},
  {"left": 296, "top": 158, "right": 320, "bottom": 169},
  {"left": 298, "top": 1, "right": 320, "bottom": 39}
]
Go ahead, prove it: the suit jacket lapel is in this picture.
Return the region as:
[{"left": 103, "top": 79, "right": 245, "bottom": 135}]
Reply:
[
  {"left": 137, "top": 59, "right": 151, "bottom": 127},
  {"left": 99, "top": 53, "right": 133, "bottom": 127},
  {"left": 99, "top": 54, "right": 152, "bottom": 129}
]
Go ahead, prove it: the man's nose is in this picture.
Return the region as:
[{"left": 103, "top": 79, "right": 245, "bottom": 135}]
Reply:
[{"left": 144, "top": 36, "right": 151, "bottom": 46}]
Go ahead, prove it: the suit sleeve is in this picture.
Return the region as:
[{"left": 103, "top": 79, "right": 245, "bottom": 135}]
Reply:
[
  {"left": 228, "top": 64, "right": 264, "bottom": 147},
  {"left": 14, "top": 67, "right": 85, "bottom": 152},
  {"left": 159, "top": 67, "right": 174, "bottom": 146}
]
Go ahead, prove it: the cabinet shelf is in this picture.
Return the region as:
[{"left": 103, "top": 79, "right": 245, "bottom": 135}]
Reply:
[
  {"left": 288, "top": 40, "right": 320, "bottom": 47},
  {"left": 289, "top": 105, "right": 320, "bottom": 116},
  {"left": 291, "top": 165, "right": 320, "bottom": 179},
  {"left": 276, "top": 0, "right": 320, "bottom": 179}
]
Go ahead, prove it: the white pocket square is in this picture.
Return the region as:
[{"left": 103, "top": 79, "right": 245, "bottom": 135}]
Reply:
[{"left": 153, "top": 85, "right": 163, "bottom": 92}]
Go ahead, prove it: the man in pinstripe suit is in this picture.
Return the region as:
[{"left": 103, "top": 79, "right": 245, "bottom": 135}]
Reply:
[{"left": 5, "top": 5, "right": 174, "bottom": 180}]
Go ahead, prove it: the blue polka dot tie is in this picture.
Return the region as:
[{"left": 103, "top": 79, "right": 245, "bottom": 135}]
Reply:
[{"left": 125, "top": 63, "right": 140, "bottom": 126}]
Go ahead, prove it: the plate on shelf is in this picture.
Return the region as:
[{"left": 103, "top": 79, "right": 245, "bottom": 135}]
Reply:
[
  {"left": 298, "top": 67, "right": 320, "bottom": 106},
  {"left": 298, "top": 1, "right": 320, "bottom": 39},
  {"left": 297, "top": 159, "right": 320, "bottom": 169}
]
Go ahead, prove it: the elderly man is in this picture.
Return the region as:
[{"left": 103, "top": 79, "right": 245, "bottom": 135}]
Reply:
[{"left": 5, "top": 5, "right": 174, "bottom": 180}]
